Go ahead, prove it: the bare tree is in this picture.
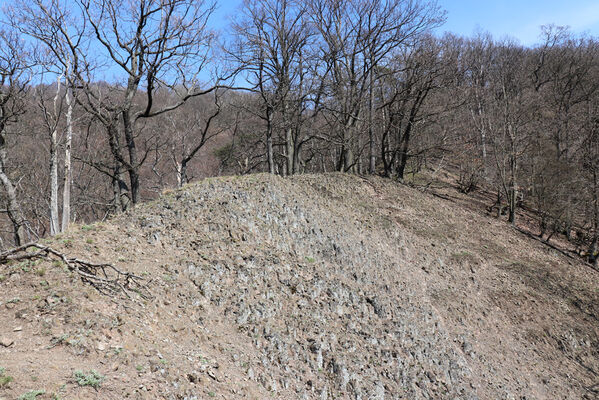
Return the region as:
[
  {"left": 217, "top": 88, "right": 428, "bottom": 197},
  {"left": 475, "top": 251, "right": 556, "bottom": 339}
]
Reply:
[
  {"left": 167, "top": 93, "right": 224, "bottom": 187},
  {"left": 230, "top": 0, "right": 312, "bottom": 175},
  {"left": 0, "top": 29, "right": 32, "bottom": 246},
  {"left": 35, "top": 75, "right": 65, "bottom": 235},
  {"left": 581, "top": 84, "right": 599, "bottom": 268},
  {"left": 463, "top": 32, "right": 494, "bottom": 169},
  {"left": 62, "top": 63, "right": 75, "bottom": 232},
  {"left": 488, "top": 41, "right": 536, "bottom": 225},
  {"left": 308, "top": 0, "right": 444, "bottom": 173},
  {"left": 532, "top": 27, "right": 599, "bottom": 238},
  {"left": 11, "top": 0, "right": 222, "bottom": 209},
  {"left": 378, "top": 36, "right": 447, "bottom": 179}
]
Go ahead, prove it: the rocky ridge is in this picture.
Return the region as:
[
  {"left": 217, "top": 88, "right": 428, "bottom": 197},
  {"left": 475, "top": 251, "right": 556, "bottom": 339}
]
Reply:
[{"left": 1, "top": 173, "right": 598, "bottom": 399}]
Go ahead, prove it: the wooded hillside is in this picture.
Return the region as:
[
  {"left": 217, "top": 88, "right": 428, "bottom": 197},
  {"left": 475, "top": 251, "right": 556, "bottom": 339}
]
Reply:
[{"left": 0, "top": 0, "right": 597, "bottom": 267}]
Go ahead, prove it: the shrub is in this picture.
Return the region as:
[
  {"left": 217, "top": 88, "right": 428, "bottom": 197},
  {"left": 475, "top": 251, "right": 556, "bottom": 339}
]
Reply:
[
  {"left": 18, "top": 390, "right": 45, "bottom": 400},
  {"left": 0, "top": 368, "right": 13, "bottom": 388},
  {"left": 74, "top": 370, "right": 104, "bottom": 389}
]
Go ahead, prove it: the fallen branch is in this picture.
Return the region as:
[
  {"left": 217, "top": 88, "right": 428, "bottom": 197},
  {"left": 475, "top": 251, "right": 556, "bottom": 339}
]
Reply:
[
  {"left": 0, "top": 242, "right": 151, "bottom": 300},
  {"left": 428, "top": 191, "right": 456, "bottom": 203}
]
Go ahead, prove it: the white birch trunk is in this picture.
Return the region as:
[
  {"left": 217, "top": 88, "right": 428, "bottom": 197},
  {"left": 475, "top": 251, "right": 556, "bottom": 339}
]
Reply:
[
  {"left": 61, "top": 82, "right": 73, "bottom": 232},
  {"left": 49, "top": 75, "right": 62, "bottom": 235}
]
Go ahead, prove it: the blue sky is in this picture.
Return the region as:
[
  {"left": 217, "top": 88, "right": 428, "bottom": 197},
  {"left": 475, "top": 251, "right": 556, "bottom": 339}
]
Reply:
[
  {"left": 2, "top": 0, "right": 598, "bottom": 46},
  {"left": 212, "top": 0, "right": 599, "bottom": 46},
  {"left": 437, "top": 0, "right": 599, "bottom": 45},
  {"left": 3, "top": 0, "right": 598, "bottom": 84}
]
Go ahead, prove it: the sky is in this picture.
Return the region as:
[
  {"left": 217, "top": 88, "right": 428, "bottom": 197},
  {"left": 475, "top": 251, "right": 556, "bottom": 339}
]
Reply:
[
  {"left": 211, "top": 0, "right": 599, "bottom": 47},
  {"left": 436, "top": 0, "right": 599, "bottom": 45},
  {"left": 2, "top": 0, "right": 598, "bottom": 84},
  {"left": 2, "top": 0, "right": 598, "bottom": 47}
]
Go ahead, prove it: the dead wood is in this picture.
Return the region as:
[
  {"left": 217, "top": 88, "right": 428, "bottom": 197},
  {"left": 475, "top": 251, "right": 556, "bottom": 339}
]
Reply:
[{"left": 0, "top": 242, "right": 151, "bottom": 300}]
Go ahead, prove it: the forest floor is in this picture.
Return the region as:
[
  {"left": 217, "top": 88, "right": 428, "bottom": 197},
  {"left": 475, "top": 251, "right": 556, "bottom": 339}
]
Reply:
[
  {"left": 0, "top": 173, "right": 598, "bottom": 399},
  {"left": 402, "top": 167, "right": 589, "bottom": 262}
]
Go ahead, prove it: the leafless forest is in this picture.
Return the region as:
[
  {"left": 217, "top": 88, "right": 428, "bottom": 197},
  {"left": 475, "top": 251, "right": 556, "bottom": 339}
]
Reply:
[{"left": 0, "top": 0, "right": 597, "bottom": 266}]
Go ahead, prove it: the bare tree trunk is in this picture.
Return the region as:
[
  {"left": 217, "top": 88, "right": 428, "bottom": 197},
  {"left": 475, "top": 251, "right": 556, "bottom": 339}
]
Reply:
[
  {"left": 49, "top": 75, "right": 62, "bottom": 235},
  {"left": 472, "top": 90, "right": 487, "bottom": 163},
  {"left": 284, "top": 99, "right": 294, "bottom": 175},
  {"left": 112, "top": 167, "right": 122, "bottom": 212},
  {"left": 285, "top": 125, "right": 294, "bottom": 176},
  {"left": 380, "top": 103, "right": 393, "bottom": 177},
  {"left": 175, "top": 162, "right": 183, "bottom": 188},
  {"left": 342, "top": 146, "right": 355, "bottom": 172},
  {"left": 176, "top": 160, "right": 188, "bottom": 188},
  {"left": 49, "top": 125, "right": 59, "bottom": 235},
  {"left": 122, "top": 109, "right": 140, "bottom": 204},
  {"left": 0, "top": 135, "right": 25, "bottom": 245},
  {"left": 508, "top": 184, "right": 516, "bottom": 224},
  {"left": 293, "top": 129, "right": 301, "bottom": 174},
  {"left": 106, "top": 123, "right": 131, "bottom": 211},
  {"left": 508, "top": 127, "right": 517, "bottom": 225},
  {"left": 397, "top": 113, "right": 416, "bottom": 180},
  {"left": 61, "top": 84, "right": 73, "bottom": 232},
  {"left": 589, "top": 234, "right": 598, "bottom": 269},
  {"left": 112, "top": 163, "right": 129, "bottom": 212},
  {"left": 266, "top": 106, "right": 275, "bottom": 174},
  {"left": 357, "top": 131, "right": 363, "bottom": 174},
  {"left": 341, "top": 118, "right": 356, "bottom": 172},
  {"left": 397, "top": 129, "right": 410, "bottom": 180},
  {"left": 589, "top": 169, "right": 599, "bottom": 268},
  {"left": 496, "top": 190, "right": 502, "bottom": 219},
  {"left": 368, "top": 64, "right": 376, "bottom": 174}
]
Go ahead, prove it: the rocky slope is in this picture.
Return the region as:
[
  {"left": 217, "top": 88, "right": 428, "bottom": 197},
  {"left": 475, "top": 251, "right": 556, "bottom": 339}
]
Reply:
[{"left": 1, "top": 173, "right": 598, "bottom": 399}]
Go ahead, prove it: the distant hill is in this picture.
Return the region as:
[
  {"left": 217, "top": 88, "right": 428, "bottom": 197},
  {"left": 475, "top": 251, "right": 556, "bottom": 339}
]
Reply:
[{"left": 1, "top": 173, "right": 598, "bottom": 399}]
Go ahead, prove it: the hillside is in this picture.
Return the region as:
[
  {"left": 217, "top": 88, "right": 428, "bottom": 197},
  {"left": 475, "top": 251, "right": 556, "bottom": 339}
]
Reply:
[{"left": 1, "top": 173, "right": 598, "bottom": 400}]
